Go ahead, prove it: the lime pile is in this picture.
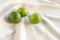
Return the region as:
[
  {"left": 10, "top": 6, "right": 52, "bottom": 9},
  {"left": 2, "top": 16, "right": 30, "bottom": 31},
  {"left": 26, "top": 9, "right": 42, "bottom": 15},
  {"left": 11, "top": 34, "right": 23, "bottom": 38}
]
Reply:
[{"left": 8, "top": 7, "right": 42, "bottom": 24}]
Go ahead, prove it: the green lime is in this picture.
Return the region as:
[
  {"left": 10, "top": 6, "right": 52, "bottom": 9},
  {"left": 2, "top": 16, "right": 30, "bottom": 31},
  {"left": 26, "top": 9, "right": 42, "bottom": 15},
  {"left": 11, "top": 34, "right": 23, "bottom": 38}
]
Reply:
[
  {"left": 8, "top": 11, "right": 21, "bottom": 23},
  {"left": 17, "top": 7, "right": 28, "bottom": 17},
  {"left": 29, "top": 13, "right": 42, "bottom": 24}
]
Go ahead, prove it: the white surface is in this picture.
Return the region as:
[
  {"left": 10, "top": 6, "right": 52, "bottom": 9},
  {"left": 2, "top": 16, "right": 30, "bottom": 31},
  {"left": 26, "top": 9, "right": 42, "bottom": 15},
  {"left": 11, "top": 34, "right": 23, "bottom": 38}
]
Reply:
[{"left": 0, "top": 0, "right": 60, "bottom": 40}]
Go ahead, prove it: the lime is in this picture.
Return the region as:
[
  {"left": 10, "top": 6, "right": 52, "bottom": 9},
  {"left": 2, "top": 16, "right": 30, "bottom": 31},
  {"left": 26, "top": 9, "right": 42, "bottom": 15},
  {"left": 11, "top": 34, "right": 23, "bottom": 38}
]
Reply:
[
  {"left": 29, "top": 13, "right": 42, "bottom": 24},
  {"left": 8, "top": 11, "right": 21, "bottom": 23},
  {"left": 17, "top": 7, "right": 28, "bottom": 17}
]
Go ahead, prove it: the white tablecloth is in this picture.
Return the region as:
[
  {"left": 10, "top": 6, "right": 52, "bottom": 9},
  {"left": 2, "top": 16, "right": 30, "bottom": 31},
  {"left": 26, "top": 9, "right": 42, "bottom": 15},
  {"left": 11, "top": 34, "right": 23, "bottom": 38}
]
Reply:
[{"left": 0, "top": 0, "right": 60, "bottom": 40}]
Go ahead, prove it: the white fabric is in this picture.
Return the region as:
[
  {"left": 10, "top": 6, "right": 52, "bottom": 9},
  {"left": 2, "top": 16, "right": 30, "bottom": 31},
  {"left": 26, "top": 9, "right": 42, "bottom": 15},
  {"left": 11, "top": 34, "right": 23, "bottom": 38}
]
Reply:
[{"left": 0, "top": 0, "right": 60, "bottom": 40}]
